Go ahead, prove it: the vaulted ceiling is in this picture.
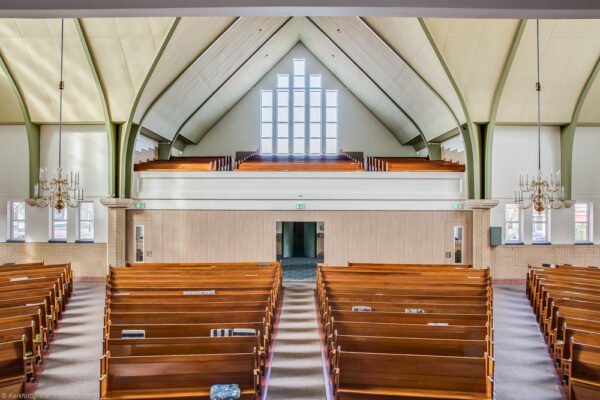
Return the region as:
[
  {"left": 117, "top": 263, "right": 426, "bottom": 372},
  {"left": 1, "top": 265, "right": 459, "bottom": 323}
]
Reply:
[{"left": 1, "top": 16, "right": 600, "bottom": 152}]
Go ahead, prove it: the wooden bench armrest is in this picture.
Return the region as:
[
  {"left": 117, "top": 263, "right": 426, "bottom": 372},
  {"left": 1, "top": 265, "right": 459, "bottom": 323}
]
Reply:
[
  {"left": 571, "top": 377, "right": 600, "bottom": 389},
  {"left": 99, "top": 374, "right": 107, "bottom": 397},
  {"left": 0, "top": 375, "right": 25, "bottom": 386}
]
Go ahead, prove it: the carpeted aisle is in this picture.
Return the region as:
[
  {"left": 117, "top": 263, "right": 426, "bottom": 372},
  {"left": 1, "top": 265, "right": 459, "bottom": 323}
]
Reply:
[
  {"left": 34, "top": 281, "right": 106, "bottom": 400},
  {"left": 266, "top": 281, "right": 328, "bottom": 400},
  {"left": 493, "top": 284, "right": 565, "bottom": 400}
]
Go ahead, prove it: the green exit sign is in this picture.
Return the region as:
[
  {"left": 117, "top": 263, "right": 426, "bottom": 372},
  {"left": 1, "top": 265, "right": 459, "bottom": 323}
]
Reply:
[
  {"left": 454, "top": 203, "right": 464, "bottom": 210},
  {"left": 295, "top": 202, "right": 305, "bottom": 210},
  {"left": 136, "top": 202, "right": 146, "bottom": 209}
]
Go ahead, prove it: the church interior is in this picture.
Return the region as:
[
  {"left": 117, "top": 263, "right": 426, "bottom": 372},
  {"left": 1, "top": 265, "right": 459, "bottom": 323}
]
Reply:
[{"left": 0, "top": 1, "right": 600, "bottom": 399}]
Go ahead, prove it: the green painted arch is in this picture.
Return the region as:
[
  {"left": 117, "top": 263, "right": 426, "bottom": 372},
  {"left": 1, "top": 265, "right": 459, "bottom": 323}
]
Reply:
[
  {"left": 118, "top": 17, "right": 181, "bottom": 198},
  {"left": 483, "top": 20, "right": 527, "bottom": 199},
  {"left": 135, "top": 17, "right": 240, "bottom": 161},
  {"left": 0, "top": 52, "right": 40, "bottom": 199},
  {"left": 75, "top": 18, "right": 118, "bottom": 198},
  {"left": 561, "top": 55, "right": 600, "bottom": 200},
  {"left": 418, "top": 18, "right": 481, "bottom": 200}
]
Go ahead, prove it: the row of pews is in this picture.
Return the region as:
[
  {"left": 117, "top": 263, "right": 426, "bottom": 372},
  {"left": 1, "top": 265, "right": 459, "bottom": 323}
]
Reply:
[
  {"left": 235, "top": 154, "right": 363, "bottom": 172},
  {"left": 0, "top": 261, "right": 73, "bottom": 394},
  {"left": 134, "top": 156, "right": 233, "bottom": 172},
  {"left": 317, "top": 262, "right": 494, "bottom": 400},
  {"left": 365, "top": 156, "right": 466, "bottom": 172},
  {"left": 132, "top": 153, "right": 467, "bottom": 173},
  {"left": 101, "top": 262, "right": 282, "bottom": 400},
  {"left": 528, "top": 264, "right": 600, "bottom": 399}
]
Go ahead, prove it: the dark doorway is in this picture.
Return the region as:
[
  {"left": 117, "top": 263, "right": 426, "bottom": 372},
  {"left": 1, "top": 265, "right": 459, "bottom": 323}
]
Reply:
[{"left": 277, "top": 222, "right": 324, "bottom": 281}]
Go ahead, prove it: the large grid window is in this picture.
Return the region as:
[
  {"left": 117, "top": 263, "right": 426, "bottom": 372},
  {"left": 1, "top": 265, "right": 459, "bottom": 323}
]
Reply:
[
  {"left": 260, "top": 91, "right": 273, "bottom": 154},
  {"left": 260, "top": 59, "right": 338, "bottom": 155},
  {"left": 532, "top": 209, "right": 549, "bottom": 243},
  {"left": 79, "top": 202, "right": 95, "bottom": 241},
  {"left": 51, "top": 208, "right": 68, "bottom": 241},
  {"left": 8, "top": 201, "right": 26, "bottom": 241},
  {"left": 504, "top": 204, "right": 521, "bottom": 243},
  {"left": 325, "top": 90, "right": 338, "bottom": 154},
  {"left": 575, "top": 203, "right": 592, "bottom": 242}
]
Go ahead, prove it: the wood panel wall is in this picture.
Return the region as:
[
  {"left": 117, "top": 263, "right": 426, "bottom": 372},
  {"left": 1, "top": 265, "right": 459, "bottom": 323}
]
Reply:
[{"left": 126, "top": 210, "right": 473, "bottom": 266}]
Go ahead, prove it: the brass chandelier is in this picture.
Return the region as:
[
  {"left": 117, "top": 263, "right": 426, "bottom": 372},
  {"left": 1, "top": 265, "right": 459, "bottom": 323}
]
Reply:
[
  {"left": 32, "top": 19, "right": 83, "bottom": 210},
  {"left": 515, "top": 19, "right": 563, "bottom": 213}
]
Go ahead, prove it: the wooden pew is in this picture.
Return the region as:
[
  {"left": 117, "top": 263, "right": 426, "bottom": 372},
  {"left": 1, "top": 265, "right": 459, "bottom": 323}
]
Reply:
[
  {"left": 99, "top": 350, "right": 260, "bottom": 400},
  {"left": 0, "top": 339, "right": 26, "bottom": 395},
  {"left": 333, "top": 350, "right": 492, "bottom": 400},
  {"left": 569, "top": 342, "right": 600, "bottom": 400}
]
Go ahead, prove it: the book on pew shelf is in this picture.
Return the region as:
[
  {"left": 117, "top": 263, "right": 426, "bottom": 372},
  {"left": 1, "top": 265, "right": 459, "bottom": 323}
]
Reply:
[
  {"left": 405, "top": 308, "right": 425, "bottom": 314},
  {"left": 121, "top": 330, "right": 145, "bottom": 339},
  {"left": 210, "top": 328, "right": 257, "bottom": 337},
  {"left": 183, "top": 290, "right": 216, "bottom": 295},
  {"left": 428, "top": 323, "right": 449, "bottom": 326},
  {"left": 352, "top": 306, "right": 372, "bottom": 312}
]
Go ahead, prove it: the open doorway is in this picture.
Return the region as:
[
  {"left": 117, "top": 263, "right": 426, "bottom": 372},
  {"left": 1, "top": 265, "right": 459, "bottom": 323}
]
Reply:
[{"left": 276, "top": 221, "right": 324, "bottom": 281}]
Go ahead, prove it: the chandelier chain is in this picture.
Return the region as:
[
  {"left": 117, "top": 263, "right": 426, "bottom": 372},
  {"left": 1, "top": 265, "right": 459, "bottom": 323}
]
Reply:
[
  {"left": 28, "top": 18, "right": 84, "bottom": 211},
  {"left": 59, "top": 18, "right": 64, "bottom": 169},
  {"left": 514, "top": 18, "right": 564, "bottom": 213}
]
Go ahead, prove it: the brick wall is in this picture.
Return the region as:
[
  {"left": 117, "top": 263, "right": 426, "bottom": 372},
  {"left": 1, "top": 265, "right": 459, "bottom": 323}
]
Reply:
[
  {"left": 491, "top": 244, "right": 600, "bottom": 280},
  {"left": 0, "top": 242, "right": 107, "bottom": 278}
]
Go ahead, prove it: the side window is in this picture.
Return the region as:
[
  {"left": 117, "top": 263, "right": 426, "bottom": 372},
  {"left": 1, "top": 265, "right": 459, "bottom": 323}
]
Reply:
[
  {"left": 504, "top": 204, "right": 521, "bottom": 243},
  {"left": 79, "top": 202, "right": 94, "bottom": 241},
  {"left": 51, "top": 208, "right": 68, "bottom": 241},
  {"left": 8, "top": 201, "right": 26, "bottom": 241}
]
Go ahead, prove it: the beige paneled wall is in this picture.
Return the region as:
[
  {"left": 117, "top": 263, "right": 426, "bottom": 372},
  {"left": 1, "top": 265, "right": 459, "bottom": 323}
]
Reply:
[
  {"left": 0, "top": 242, "right": 107, "bottom": 278},
  {"left": 491, "top": 245, "right": 600, "bottom": 280},
  {"left": 126, "top": 210, "right": 473, "bottom": 266}
]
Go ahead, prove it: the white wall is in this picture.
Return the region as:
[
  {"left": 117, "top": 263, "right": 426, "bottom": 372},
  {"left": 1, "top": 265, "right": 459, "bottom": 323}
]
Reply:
[
  {"left": 184, "top": 44, "right": 416, "bottom": 159},
  {"left": 441, "top": 135, "right": 465, "bottom": 152},
  {"left": 0, "top": 125, "right": 29, "bottom": 242},
  {"left": 572, "top": 126, "right": 600, "bottom": 244},
  {"left": 0, "top": 125, "right": 109, "bottom": 244},
  {"left": 490, "top": 125, "right": 576, "bottom": 244}
]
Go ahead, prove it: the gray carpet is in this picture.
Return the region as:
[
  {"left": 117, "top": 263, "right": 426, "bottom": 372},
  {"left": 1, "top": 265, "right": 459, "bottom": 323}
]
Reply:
[
  {"left": 493, "top": 285, "right": 565, "bottom": 400},
  {"left": 281, "top": 257, "right": 323, "bottom": 281},
  {"left": 266, "top": 281, "right": 328, "bottom": 400},
  {"left": 34, "top": 281, "right": 106, "bottom": 400}
]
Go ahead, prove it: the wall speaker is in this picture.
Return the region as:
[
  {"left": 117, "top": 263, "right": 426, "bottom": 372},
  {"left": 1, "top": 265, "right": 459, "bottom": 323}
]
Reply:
[{"left": 489, "top": 227, "right": 502, "bottom": 246}]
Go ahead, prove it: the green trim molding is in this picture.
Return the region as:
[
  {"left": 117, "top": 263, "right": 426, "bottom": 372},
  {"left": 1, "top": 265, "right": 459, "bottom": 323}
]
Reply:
[
  {"left": 484, "top": 20, "right": 527, "bottom": 199},
  {"left": 419, "top": 18, "right": 481, "bottom": 199},
  {"left": 75, "top": 19, "right": 118, "bottom": 197},
  {"left": 561, "top": 55, "right": 600, "bottom": 200},
  {"left": 0, "top": 52, "right": 40, "bottom": 198},
  {"left": 118, "top": 17, "right": 181, "bottom": 198}
]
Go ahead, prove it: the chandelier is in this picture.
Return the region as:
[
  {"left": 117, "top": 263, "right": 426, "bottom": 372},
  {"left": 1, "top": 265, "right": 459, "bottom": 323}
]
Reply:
[
  {"left": 515, "top": 19, "right": 563, "bottom": 212},
  {"left": 31, "top": 19, "right": 83, "bottom": 211}
]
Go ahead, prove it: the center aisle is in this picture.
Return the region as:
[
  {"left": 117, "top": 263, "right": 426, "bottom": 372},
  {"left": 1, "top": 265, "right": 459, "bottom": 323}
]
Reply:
[
  {"left": 266, "top": 281, "right": 328, "bottom": 400},
  {"left": 493, "top": 284, "right": 565, "bottom": 400},
  {"left": 33, "top": 281, "right": 106, "bottom": 400}
]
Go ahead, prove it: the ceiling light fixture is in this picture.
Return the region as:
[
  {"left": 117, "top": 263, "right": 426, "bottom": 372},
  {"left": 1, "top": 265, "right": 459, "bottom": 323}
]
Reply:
[
  {"left": 515, "top": 19, "right": 563, "bottom": 212},
  {"left": 29, "top": 19, "right": 84, "bottom": 210}
]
